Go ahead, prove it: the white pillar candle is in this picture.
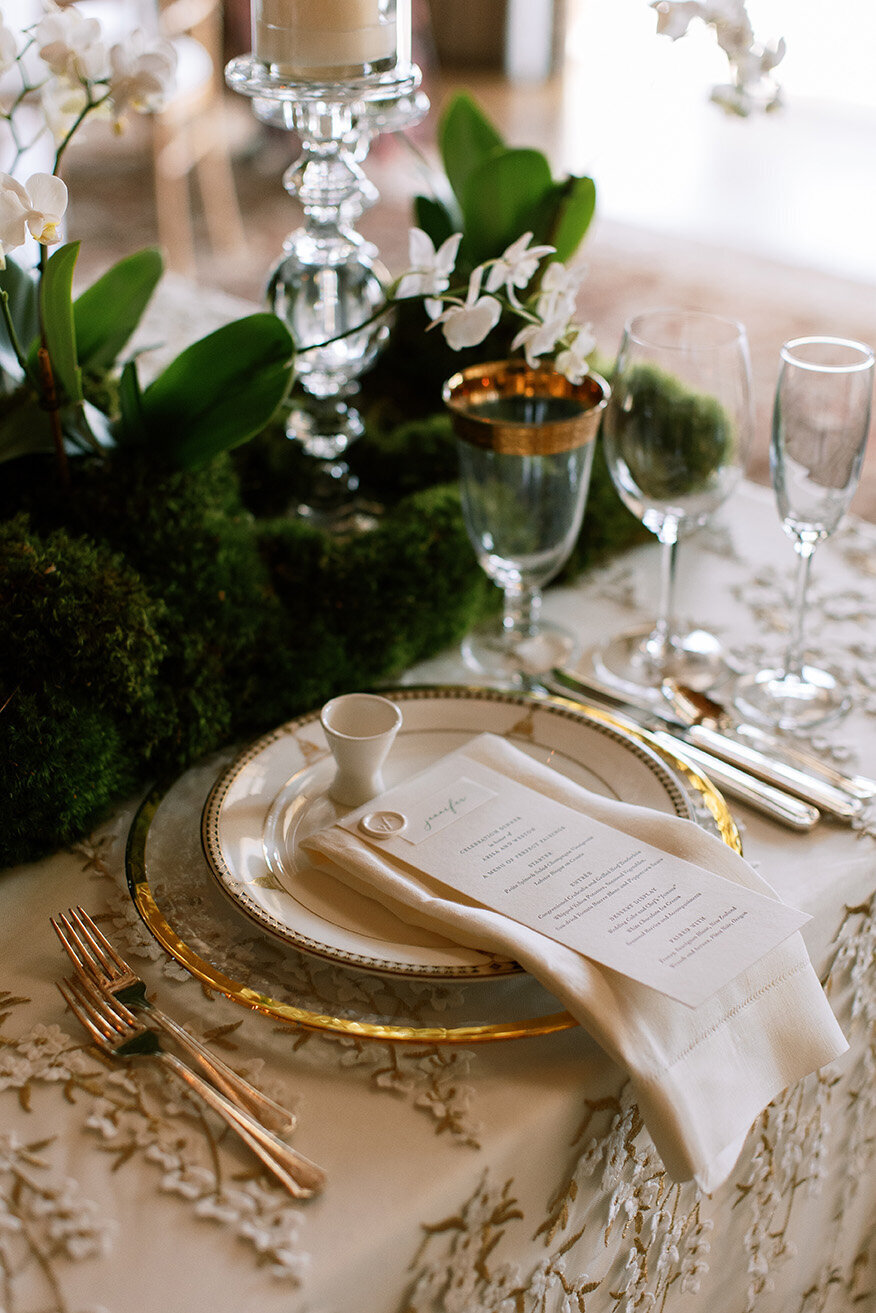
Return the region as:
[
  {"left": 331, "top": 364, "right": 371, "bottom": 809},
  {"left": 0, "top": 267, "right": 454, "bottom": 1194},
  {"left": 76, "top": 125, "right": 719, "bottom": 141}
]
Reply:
[{"left": 255, "top": 0, "right": 398, "bottom": 74}]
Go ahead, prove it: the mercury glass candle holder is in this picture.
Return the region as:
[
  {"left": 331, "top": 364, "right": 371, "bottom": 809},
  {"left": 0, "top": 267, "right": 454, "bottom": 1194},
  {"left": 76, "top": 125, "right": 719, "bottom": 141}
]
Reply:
[{"left": 226, "top": 0, "right": 427, "bottom": 532}]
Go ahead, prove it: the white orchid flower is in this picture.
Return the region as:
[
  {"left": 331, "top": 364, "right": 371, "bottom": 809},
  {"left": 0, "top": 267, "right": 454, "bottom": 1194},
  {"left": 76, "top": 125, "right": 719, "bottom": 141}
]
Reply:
[
  {"left": 431, "top": 267, "right": 502, "bottom": 352},
  {"left": 0, "top": 17, "right": 18, "bottom": 73},
  {"left": 35, "top": 8, "right": 109, "bottom": 84},
  {"left": 534, "top": 259, "right": 586, "bottom": 329},
  {"left": 107, "top": 32, "right": 177, "bottom": 121},
  {"left": 484, "top": 232, "right": 555, "bottom": 303},
  {"left": 395, "top": 229, "right": 462, "bottom": 306},
  {"left": 554, "top": 327, "right": 597, "bottom": 384},
  {"left": 41, "top": 77, "right": 91, "bottom": 144},
  {"left": 511, "top": 316, "right": 568, "bottom": 369},
  {"left": 0, "top": 171, "right": 68, "bottom": 267}
]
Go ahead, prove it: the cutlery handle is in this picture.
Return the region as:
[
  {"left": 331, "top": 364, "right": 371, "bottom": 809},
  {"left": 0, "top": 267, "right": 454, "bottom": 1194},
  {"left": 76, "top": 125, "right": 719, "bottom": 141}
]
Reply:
[
  {"left": 159, "top": 1052, "right": 326, "bottom": 1198},
  {"left": 734, "top": 723, "right": 876, "bottom": 801},
  {"left": 652, "top": 732, "right": 820, "bottom": 831},
  {"left": 149, "top": 1005, "right": 296, "bottom": 1134},
  {"left": 688, "top": 725, "right": 863, "bottom": 821}
]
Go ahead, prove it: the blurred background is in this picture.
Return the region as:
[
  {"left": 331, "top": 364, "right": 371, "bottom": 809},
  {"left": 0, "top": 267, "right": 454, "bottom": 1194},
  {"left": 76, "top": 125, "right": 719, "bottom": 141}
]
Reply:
[{"left": 44, "top": 0, "right": 876, "bottom": 516}]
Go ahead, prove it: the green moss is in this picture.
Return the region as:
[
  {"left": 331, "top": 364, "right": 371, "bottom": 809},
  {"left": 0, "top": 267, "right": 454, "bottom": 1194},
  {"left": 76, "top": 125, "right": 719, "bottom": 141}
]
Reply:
[
  {"left": 0, "top": 403, "right": 647, "bottom": 871},
  {"left": 0, "top": 690, "right": 137, "bottom": 868}
]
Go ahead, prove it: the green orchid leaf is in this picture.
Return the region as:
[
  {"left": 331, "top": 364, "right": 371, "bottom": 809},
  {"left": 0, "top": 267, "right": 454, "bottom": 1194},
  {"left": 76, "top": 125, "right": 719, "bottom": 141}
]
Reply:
[
  {"left": 413, "top": 194, "right": 457, "bottom": 250},
  {"left": 460, "top": 148, "right": 554, "bottom": 267},
  {"left": 0, "top": 258, "right": 40, "bottom": 383},
  {"left": 36, "top": 241, "right": 83, "bottom": 406},
  {"left": 73, "top": 247, "right": 163, "bottom": 374},
  {"left": 0, "top": 388, "right": 54, "bottom": 462},
  {"left": 439, "top": 93, "right": 505, "bottom": 208},
  {"left": 117, "top": 359, "right": 147, "bottom": 445},
  {"left": 531, "top": 174, "right": 597, "bottom": 263},
  {"left": 140, "top": 314, "right": 295, "bottom": 468}
]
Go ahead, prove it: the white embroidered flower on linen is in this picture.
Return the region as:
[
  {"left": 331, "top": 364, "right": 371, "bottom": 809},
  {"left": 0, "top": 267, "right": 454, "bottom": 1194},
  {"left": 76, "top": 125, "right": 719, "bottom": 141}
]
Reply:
[
  {"left": 395, "top": 228, "right": 463, "bottom": 314},
  {"left": 35, "top": 6, "right": 109, "bottom": 83},
  {"left": 106, "top": 31, "right": 177, "bottom": 121},
  {"left": 430, "top": 266, "right": 502, "bottom": 351},
  {"left": 484, "top": 231, "right": 555, "bottom": 305},
  {"left": 0, "top": 172, "right": 68, "bottom": 266}
]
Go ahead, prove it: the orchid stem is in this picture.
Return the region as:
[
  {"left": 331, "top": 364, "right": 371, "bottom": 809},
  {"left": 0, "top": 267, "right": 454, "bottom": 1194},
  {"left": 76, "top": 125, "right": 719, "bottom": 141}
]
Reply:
[{"left": 37, "top": 345, "right": 69, "bottom": 486}]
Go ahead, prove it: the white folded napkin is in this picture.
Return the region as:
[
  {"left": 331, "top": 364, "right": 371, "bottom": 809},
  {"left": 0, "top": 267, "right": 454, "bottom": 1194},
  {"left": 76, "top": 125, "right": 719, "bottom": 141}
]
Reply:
[{"left": 302, "top": 733, "right": 847, "bottom": 1191}]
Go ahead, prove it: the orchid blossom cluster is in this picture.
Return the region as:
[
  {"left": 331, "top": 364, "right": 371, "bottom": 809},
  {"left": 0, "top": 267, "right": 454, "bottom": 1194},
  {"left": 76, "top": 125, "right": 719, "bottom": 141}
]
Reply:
[
  {"left": 394, "top": 229, "right": 597, "bottom": 384},
  {"left": 651, "top": 0, "right": 785, "bottom": 115},
  {"left": 0, "top": 1, "right": 176, "bottom": 268}
]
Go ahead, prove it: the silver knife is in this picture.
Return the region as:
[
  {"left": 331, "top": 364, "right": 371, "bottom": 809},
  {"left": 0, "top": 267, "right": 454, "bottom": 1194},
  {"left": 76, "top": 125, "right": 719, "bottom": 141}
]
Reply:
[
  {"left": 549, "top": 666, "right": 861, "bottom": 822},
  {"left": 542, "top": 670, "right": 823, "bottom": 830}
]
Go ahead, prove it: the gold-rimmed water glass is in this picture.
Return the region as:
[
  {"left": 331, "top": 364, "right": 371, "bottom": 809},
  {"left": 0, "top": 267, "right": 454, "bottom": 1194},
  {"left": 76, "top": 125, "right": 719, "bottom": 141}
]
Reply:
[{"left": 443, "top": 360, "right": 609, "bottom": 684}]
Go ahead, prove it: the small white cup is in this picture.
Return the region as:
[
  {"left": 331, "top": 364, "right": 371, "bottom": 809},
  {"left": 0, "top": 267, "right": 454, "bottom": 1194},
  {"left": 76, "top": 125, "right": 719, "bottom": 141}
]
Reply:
[{"left": 320, "top": 693, "right": 403, "bottom": 808}]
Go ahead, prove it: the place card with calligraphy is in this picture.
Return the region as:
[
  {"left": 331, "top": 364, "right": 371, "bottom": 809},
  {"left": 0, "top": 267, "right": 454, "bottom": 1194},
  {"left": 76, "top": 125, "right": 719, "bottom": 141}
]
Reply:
[{"left": 330, "top": 734, "right": 808, "bottom": 1007}]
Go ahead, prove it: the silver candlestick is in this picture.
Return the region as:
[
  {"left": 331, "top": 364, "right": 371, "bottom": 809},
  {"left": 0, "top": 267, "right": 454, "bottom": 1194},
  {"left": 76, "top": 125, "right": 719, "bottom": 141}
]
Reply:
[{"left": 226, "top": 5, "right": 427, "bottom": 531}]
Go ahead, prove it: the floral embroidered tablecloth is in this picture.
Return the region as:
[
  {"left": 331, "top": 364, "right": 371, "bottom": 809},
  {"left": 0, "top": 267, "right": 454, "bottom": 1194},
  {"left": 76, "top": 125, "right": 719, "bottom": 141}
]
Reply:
[{"left": 2, "top": 481, "right": 875, "bottom": 1313}]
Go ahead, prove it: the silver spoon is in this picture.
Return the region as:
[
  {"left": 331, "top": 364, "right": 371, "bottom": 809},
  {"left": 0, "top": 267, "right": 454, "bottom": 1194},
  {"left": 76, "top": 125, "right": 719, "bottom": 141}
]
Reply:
[{"left": 662, "top": 679, "right": 872, "bottom": 818}]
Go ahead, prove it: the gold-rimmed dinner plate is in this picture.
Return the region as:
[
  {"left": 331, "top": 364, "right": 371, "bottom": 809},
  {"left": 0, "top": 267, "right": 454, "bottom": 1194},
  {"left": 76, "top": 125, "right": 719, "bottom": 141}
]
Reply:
[
  {"left": 127, "top": 686, "right": 738, "bottom": 1044},
  {"left": 199, "top": 686, "right": 736, "bottom": 982}
]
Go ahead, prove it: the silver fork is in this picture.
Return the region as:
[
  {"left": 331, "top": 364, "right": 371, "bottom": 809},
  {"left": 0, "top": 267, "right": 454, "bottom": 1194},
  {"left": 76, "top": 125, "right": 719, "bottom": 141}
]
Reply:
[
  {"left": 58, "top": 974, "right": 326, "bottom": 1199},
  {"left": 51, "top": 906, "right": 295, "bottom": 1135}
]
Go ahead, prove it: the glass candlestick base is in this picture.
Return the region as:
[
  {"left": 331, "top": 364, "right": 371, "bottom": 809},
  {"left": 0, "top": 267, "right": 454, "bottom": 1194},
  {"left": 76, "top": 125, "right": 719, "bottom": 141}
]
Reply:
[{"left": 226, "top": 53, "right": 428, "bottom": 531}]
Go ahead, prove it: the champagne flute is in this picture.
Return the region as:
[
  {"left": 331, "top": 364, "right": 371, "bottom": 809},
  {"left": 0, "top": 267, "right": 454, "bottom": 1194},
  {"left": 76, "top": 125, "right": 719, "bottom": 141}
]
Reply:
[
  {"left": 734, "top": 336, "right": 874, "bottom": 729},
  {"left": 593, "top": 309, "right": 753, "bottom": 698},
  {"left": 443, "top": 360, "right": 609, "bottom": 683}
]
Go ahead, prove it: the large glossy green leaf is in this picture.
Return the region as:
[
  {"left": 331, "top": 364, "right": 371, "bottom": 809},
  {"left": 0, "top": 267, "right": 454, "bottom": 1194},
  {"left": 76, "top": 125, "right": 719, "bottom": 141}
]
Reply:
[
  {"left": 439, "top": 93, "right": 505, "bottom": 209},
  {"left": 0, "top": 258, "right": 39, "bottom": 383},
  {"left": 73, "top": 247, "right": 163, "bottom": 373},
  {"left": 139, "top": 314, "right": 295, "bottom": 468},
  {"left": 0, "top": 389, "right": 54, "bottom": 462},
  {"left": 37, "top": 242, "right": 83, "bottom": 405},
  {"left": 460, "top": 148, "right": 554, "bottom": 266},
  {"left": 540, "top": 174, "right": 597, "bottom": 262},
  {"left": 117, "top": 359, "right": 146, "bottom": 445},
  {"left": 413, "top": 194, "right": 457, "bottom": 251}
]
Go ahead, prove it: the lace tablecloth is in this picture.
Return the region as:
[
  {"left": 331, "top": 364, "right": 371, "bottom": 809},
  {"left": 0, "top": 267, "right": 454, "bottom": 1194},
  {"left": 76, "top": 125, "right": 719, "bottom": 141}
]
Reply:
[{"left": 2, "top": 481, "right": 875, "bottom": 1313}]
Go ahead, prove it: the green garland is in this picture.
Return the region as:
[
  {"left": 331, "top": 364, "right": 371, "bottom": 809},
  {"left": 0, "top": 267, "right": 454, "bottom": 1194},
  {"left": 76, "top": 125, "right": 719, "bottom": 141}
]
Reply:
[{"left": 0, "top": 411, "right": 644, "bottom": 870}]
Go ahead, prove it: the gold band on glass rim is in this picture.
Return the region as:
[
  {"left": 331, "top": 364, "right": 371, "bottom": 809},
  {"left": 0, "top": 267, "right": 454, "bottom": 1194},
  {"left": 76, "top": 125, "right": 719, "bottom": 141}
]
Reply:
[
  {"left": 126, "top": 692, "right": 739, "bottom": 1044},
  {"left": 443, "top": 360, "right": 610, "bottom": 456}
]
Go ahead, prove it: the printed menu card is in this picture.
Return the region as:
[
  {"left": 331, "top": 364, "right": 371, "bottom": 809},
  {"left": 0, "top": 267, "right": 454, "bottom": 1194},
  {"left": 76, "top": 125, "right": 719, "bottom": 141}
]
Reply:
[{"left": 334, "top": 734, "right": 808, "bottom": 1007}]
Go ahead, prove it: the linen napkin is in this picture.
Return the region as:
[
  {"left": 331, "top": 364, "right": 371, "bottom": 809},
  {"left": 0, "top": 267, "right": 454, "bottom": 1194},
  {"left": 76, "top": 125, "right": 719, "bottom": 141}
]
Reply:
[{"left": 302, "top": 732, "right": 847, "bottom": 1191}]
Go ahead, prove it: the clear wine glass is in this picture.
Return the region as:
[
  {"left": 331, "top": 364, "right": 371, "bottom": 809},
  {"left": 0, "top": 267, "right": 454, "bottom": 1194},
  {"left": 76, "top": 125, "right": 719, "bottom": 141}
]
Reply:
[
  {"left": 593, "top": 309, "right": 753, "bottom": 698},
  {"left": 734, "top": 336, "right": 874, "bottom": 730},
  {"left": 443, "top": 360, "right": 609, "bottom": 683}
]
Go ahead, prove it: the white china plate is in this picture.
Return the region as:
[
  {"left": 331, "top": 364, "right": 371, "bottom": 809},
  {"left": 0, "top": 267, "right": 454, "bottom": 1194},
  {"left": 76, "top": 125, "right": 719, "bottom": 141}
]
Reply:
[{"left": 200, "top": 686, "right": 715, "bottom": 980}]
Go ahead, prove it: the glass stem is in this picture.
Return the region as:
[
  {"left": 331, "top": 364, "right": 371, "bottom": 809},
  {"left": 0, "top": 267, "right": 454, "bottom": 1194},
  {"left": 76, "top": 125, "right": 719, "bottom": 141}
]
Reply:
[
  {"left": 646, "top": 523, "right": 680, "bottom": 667},
  {"left": 503, "top": 584, "right": 541, "bottom": 639},
  {"left": 783, "top": 541, "right": 816, "bottom": 679}
]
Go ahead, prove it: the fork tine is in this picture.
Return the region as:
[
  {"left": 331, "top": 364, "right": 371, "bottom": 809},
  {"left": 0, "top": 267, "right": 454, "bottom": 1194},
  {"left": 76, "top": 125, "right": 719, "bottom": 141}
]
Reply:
[
  {"left": 69, "top": 906, "right": 129, "bottom": 976},
  {"left": 57, "top": 977, "right": 116, "bottom": 1043},
  {"left": 50, "top": 912, "right": 87, "bottom": 968},
  {"left": 64, "top": 973, "right": 140, "bottom": 1037}
]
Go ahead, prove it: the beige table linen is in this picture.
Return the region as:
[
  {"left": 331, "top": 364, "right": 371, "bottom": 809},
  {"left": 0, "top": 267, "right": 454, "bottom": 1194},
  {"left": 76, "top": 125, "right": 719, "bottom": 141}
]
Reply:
[{"left": 304, "top": 732, "right": 848, "bottom": 1193}]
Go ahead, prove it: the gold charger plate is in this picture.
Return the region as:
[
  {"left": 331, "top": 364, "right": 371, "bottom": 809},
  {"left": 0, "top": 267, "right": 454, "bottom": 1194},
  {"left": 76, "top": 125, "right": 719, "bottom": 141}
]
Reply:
[{"left": 127, "top": 686, "right": 739, "bottom": 1044}]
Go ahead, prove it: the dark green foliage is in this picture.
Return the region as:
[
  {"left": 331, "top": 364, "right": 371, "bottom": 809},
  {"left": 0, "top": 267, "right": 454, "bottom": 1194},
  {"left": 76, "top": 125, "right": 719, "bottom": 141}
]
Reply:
[
  {"left": 0, "top": 403, "right": 645, "bottom": 871},
  {"left": 0, "top": 690, "right": 137, "bottom": 869}
]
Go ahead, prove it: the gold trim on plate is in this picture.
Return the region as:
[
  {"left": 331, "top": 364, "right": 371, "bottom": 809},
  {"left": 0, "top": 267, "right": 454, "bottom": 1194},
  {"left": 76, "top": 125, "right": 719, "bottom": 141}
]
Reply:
[{"left": 125, "top": 688, "right": 740, "bottom": 1045}]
